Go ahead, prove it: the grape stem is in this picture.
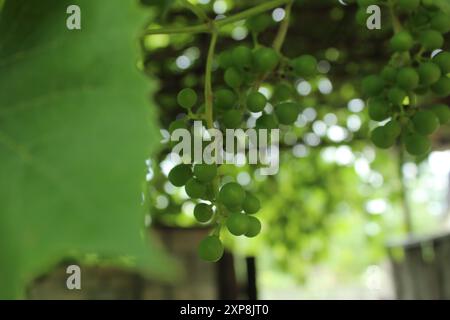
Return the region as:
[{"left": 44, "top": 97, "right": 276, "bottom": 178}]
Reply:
[
  {"left": 205, "top": 31, "right": 218, "bottom": 129},
  {"left": 178, "top": 0, "right": 210, "bottom": 22},
  {"left": 143, "top": 0, "right": 291, "bottom": 35},
  {"left": 272, "top": 0, "right": 293, "bottom": 53}
]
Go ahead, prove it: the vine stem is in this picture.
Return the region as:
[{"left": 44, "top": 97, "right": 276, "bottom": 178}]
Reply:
[
  {"left": 144, "top": 0, "right": 291, "bottom": 36},
  {"left": 398, "top": 147, "right": 414, "bottom": 236},
  {"left": 205, "top": 31, "right": 218, "bottom": 129},
  {"left": 178, "top": 0, "right": 210, "bottom": 22},
  {"left": 272, "top": 0, "right": 293, "bottom": 53},
  {"left": 387, "top": 0, "right": 402, "bottom": 33}
]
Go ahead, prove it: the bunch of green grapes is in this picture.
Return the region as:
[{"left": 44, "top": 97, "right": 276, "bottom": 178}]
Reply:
[
  {"left": 358, "top": 0, "right": 450, "bottom": 155},
  {"left": 165, "top": 9, "right": 318, "bottom": 262}
]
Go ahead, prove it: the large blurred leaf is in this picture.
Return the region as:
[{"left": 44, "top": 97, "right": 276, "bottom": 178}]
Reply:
[{"left": 0, "top": 0, "right": 174, "bottom": 298}]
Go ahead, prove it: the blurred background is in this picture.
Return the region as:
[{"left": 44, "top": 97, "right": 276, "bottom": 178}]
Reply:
[{"left": 24, "top": 0, "right": 450, "bottom": 299}]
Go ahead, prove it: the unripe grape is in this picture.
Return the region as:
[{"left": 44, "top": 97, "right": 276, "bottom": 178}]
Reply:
[
  {"left": 431, "top": 12, "right": 450, "bottom": 34},
  {"left": 226, "top": 213, "right": 249, "bottom": 236},
  {"left": 431, "top": 77, "right": 450, "bottom": 97},
  {"left": 396, "top": 68, "right": 419, "bottom": 90},
  {"left": 381, "top": 66, "right": 397, "bottom": 82},
  {"left": 419, "top": 30, "right": 444, "bottom": 51},
  {"left": 388, "top": 87, "right": 406, "bottom": 105},
  {"left": 224, "top": 67, "right": 243, "bottom": 88},
  {"left": 430, "top": 104, "right": 450, "bottom": 124},
  {"left": 253, "top": 47, "right": 280, "bottom": 73},
  {"left": 247, "top": 91, "right": 267, "bottom": 113},
  {"left": 219, "top": 182, "right": 246, "bottom": 209},
  {"left": 177, "top": 88, "right": 197, "bottom": 109},
  {"left": 362, "top": 75, "right": 385, "bottom": 96},
  {"left": 169, "top": 119, "right": 188, "bottom": 133},
  {"left": 275, "top": 102, "right": 300, "bottom": 125},
  {"left": 256, "top": 114, "right": 278, "bottom": 129},
  {"left": 421, "top": 0, "right": 436, "bottom": 8},
  {"left": 245, "top": 216, "right": 262, "bottom": 238},
  {"left": 272, "top": 82, "right": 294, "bottom": 102},
  {"left": 390, "top": 31, "right": 414, "bottom": 52},
  {"left": 193, "top": 164, "right": 217, "bottom": 182},
  {"left": 397, "top": 0, "right": 420, "bottom": 12},
  {"left": 405, "top": 133, "right": 431, "bottom": 156},
  {"left": 291, "top": 55, "right": 317, "bottom": 78},
  {"left": 412, "top": 110, "right": 440, "bottom": 135},
  {"left": 232, "top": 45, "right": 253, "bottom": 70},
  {"left": 168, "top": 164, "right": 192, "bottom": 187},
  {"left": 433, "top": 52, "right": 450, "bottom": 74},
  {"left": 194, "top": 203, "right": 213, "bottom": 223},
  {"left": 242, "top": 192, "right": 261, "bottom": 214},
  {"left": 214, "top": 89, "right": 237, "bottom": 110},
  {"left": 355, "top": 9, "right": 368, "bottom": 27},
  {"left": 218, "top": 50, "right": 234, "bottom": 69},
  {"left": 368, "top": 97, "right": 391, "bottom": 121},
  {"left": 385, "top": 119, "right": 402, "bottom": 138},
  {"left": 357, "top": 0, "right": 376, "bottom": 7},
  {"left": 371, "top": 125, "right": 396, "bottom": 149},
  {"left": 222, "top": 109, "right": 243, "bottom": 129},
  {"left": 185, "top": 178, "right": 207, "bottom": 199},
  {"left": 246, "top": 14, "right": 272, "bottom": 33},
  {"left": 198, "top": 236, "right": 224, "bottom": 262},
  {"left": 418, "top": 62, "right": 442, "bottom": 86}
]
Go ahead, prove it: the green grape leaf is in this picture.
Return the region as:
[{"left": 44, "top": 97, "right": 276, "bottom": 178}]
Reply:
[{"left": 0, "top": 0, "right": 175, "bottom": 298}]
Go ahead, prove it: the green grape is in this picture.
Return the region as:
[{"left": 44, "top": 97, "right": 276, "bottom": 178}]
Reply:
[
  {"left": 245, "top": 216, "right": 262, "bottom": 238},
  {"left": 418, "top": 62, "right": 442, "bottom": 86},
  {"left": 256, "top": 114, "right": 278, "bottom": 129},
  {"left": 169, "top": 119, "right": 187, "bottom": 133},
  {"left": 431, "top": 12, "right": 450, "bottom": 34},
  {"left": 272, "top": 82, "right": 294, "bottom": 102},
  {"left": 232, "top": 45, "right": 253, "bottom": 70},
  {"left": 194, "top": 203, "right": 213, "bottom": 223},
  {"left": 381, "top": 66, "right": 397, "bottom": 82},
  {"left": 247, "top": 91, "right": 267, "bottom": 113},
  {"left": 193, "top": 163, "right": 217, "bottom": 182},
  {"left": 253, "top": 47, "right": 280, "bottom": 73},
  {"left": 242, "top": 192, "right": 260, "bottom": 214},
  {"left": 222, "top": 109, "right": 243, "bottom": 129},
  {"left": 368, "top": 97, "right": 391, "bottom": 121},
  {"left": 396, "top": 68, "right": 419, "bottom": 90},
  {"left": 390, "top": 31, "right": 414, "bottom": 52},
  {"left": 370, "top": 125, "right": 396, "bottom": 149},
  {"left": 431, "top": 77, "right": 450, "bottom": 96},
  {"left": 355, "top": 9, "right": 368, "bottom": 27},
  {"left": 275, "top": 102, "right": 300, "bottom": 125},
  {"left": 397, "top": 0, "right": 420, "bottom": 11},
  {"left": 385, "top": 119, "right": 402, "bottom": 138},
  {"left": 224, "top": 67, "right": 243, "bottom": 88},
  {"left": 431, "top": 104, "right": 450, "bottom": 124},
  {"left": 198, "top": 236, "right": 224, "bottom": 262},
  {"left": 214, "top": 89, "right": 237, "bottom": 110},
  {"left": 185, "top": 178, "right": 207, "bottom": 199},
  {"left": 362, "top": 75, "right": 385, "bottom": 96},
  {"left": 168, "top": 164, "right": 192, "bottom": 187},
  {"left": 421, "top": 0, "right": 436, "bottom": 8},
  {"left": 405, "top": 133, "right": 431, "bottom": 156},
  {"left": 246, "top": 14, "right": 272, "bottom": 33},
  {"left": 226, "top": 213, "right": 249, "bottom": 236},
  {"left": 412, "top": 110, "right": 440, "bottom": 135},
  {"left": 219, "top": 182, "right": 246, "bottom": 209},
  {"left": 419, "top": 30, "right": 444, "bottom": 51},
  {"left": 218, "top": 50, "right": 234, "bottom": 69},
  {"left": 388, "top": 87, "right": 406, "bottom": 105},
  {"left": 177, "top": 88, "right": 197, "bottom": 109},
  {"left": 291, "top": 55, "right": 317, "bottom": 78},
  {"left": 433, "top": 51, "right": 450, "bottom": 73}
]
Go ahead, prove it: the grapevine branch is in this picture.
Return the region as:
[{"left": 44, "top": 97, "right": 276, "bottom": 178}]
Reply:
[{"left": 143, "top": 0, "right": 291, "bottom": 35}]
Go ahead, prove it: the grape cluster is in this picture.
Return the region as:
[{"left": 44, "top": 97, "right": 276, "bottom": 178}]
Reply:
[
  {"left": 358, "top": 0, "right": 450, "bottom": 155},
  {"left": 166, "top": 12, "right": 318, "bottom": 262}
]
